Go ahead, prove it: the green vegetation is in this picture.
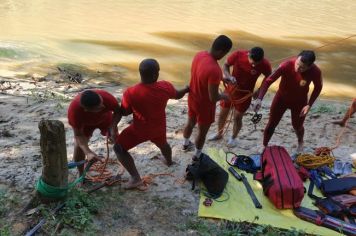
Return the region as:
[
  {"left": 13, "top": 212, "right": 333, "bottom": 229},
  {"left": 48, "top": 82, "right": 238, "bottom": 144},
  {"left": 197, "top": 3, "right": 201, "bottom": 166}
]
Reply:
[
  {"left": 183, "top": 218, "right": 308, "bottom": 236},
  {"left": 0, "top": 189, "right": 7, "bottom": 217},
  {"left": 0, "top": 190, "right": 12, "bottom": 236},
  {"left": 310, "top": 103, "right": 350, "bottom": 117},
  {"left": 40, "top": 189, "right": 99, "bottom": 234},
  {"left": 0, "top": 184, "right": 315, "bottom": 235},
  {"left": 0, "top": 224, "right": 11, "bottom": 236},
  {"left": 310, "top": 103, "right": 335, "bottom": 114},
  {"left": 29, "top": 88, "right": 71, "bottom": 103}
]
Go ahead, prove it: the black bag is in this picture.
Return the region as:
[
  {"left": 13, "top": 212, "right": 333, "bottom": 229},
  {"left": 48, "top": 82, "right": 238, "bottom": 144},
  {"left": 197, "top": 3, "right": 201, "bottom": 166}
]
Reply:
[
  {"left": 186, "top": 153, "right": 228, "bottom": 198},
  {"left": 321, "top": 177, "right": 356, "bottom": 196}
]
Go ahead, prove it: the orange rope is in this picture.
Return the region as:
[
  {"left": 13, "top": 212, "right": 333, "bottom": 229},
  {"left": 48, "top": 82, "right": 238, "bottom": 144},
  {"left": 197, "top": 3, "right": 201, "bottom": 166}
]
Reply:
[
  {"left": 140, "top": 173, "right": 175, "bottom": 190},
  {"left": 314, "top": 100, "right": 354, "bottom": 155},
  {"left": 218, "top": 83, "right": 253, "bottom": 136},
  {"left": 85, "top": 137, "right": 124, "bottom": 183}
]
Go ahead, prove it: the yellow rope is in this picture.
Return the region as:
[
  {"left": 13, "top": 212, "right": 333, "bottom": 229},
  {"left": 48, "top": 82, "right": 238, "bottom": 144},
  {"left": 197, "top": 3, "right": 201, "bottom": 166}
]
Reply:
[{"left": 295, "top": 153, "right": 335, "bottom": 169}]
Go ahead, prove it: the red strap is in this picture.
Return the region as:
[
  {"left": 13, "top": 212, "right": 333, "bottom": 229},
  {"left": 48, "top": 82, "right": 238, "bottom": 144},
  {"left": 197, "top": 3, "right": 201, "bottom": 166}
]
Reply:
[
  {"left": 254, "top": 171, "right": 263, "bottom": 181},
  {"left": 315, "top": 215, "right": 323, "bottom": 225}
]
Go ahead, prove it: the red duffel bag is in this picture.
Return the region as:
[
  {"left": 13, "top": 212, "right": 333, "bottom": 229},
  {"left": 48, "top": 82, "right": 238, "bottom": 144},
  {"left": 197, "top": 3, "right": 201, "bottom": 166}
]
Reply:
[{"left": 255, "top": 146, "right": 305, "bottom": 209}]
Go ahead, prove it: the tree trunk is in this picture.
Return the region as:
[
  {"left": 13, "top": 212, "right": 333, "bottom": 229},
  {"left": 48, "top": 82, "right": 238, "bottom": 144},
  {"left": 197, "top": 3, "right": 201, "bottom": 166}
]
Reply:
[{"left": 38, "top": 120, "right": 68, "bottom": 201}]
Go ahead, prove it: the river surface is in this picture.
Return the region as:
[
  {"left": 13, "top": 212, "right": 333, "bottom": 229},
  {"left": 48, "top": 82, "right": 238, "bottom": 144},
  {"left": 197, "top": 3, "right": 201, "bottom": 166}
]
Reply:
[{"left": 0, "top": 0, "right": 355, "bottom": 97}]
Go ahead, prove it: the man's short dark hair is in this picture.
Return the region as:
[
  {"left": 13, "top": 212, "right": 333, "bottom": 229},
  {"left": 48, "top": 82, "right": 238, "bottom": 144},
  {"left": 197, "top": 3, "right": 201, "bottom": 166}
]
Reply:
[
  {"left": 249, "top": 47, "right": 264, "bottom": 62},
  {"left": 299, "top": 50, "right": 316, "bottom": 66},
  {"left": 211, "top": 35, "right": 233, "bottom": 52},
  {"left": 139, "top": 58, "right": 159, "bottom": 83},
  {"left": 80, "top": 90, "right": 101, "bottom": 108}
]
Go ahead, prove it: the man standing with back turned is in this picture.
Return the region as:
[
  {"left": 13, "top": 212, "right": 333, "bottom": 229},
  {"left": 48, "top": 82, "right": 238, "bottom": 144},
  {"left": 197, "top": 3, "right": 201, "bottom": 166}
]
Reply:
[
  {"left": 114, "top": 58, "right": 189, "bottom": 190},
  {"left": 182, "top": 35, "right": 233, "bottom": 158},
  {"left": 254, "top": 50, "right": 323, "bottom": 153}
]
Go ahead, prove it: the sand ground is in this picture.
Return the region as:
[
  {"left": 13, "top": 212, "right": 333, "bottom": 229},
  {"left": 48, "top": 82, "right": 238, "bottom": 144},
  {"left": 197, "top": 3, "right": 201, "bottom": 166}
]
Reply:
[{"left": 0, "top": 75, "right": 355, "bottom": 235}]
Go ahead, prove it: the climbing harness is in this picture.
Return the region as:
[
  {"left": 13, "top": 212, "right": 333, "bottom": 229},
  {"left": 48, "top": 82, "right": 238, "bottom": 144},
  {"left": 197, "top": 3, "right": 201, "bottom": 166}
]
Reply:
[
  {"left": 225, "top": 152, "right": 259, "bottom": 173},
  {"left": 251, "top": 112, "right": 262, "bottom": 130}
]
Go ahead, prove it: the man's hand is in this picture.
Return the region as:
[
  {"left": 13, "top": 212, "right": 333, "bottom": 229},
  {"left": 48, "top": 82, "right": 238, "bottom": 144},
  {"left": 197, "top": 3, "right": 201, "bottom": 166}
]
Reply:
[
  {"left": 87, "top": 152, "right": 104, "bottom": 163},
  {"left": 108, "top": 127, "right": 117, "bottom": 144},
  {"left": 252, "top": 89, "right": 260, "bottom": 100},
  {"left": 223, "top": 75, "right": 236, "bottom": 84},
  {"left": 219, "top": 92, "right": 229, "bottom": 101},
  {"left": 253, "top": 98, "right": 262, "bottom": 112},
  {"left": 184, "top": 85, "right": 190, "bottom": 93},
  {"left": 299, "top": 105, "right": 311, "bottom": 117}
]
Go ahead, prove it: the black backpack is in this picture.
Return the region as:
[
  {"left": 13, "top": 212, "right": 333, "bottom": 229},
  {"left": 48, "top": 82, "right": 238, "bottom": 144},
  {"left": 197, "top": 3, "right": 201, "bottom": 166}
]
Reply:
[{"left": 186, "top": 153, "right": 228, "bottom": 198}]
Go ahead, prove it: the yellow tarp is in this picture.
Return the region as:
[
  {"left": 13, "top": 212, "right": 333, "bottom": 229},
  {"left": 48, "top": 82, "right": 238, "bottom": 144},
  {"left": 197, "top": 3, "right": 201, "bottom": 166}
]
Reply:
[{"left": 198, "top": 148, "right": 340, "bottom": 236}]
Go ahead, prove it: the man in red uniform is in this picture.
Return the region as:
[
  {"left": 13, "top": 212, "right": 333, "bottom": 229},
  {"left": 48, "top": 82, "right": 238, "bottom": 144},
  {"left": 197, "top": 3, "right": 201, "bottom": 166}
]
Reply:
[
  {"left": 333, "top": 98, "right": 356, "bottom": 127},
  {"left": 114, "top": 58, "right": 189, "bottom": 189},
  {"left": 254, "top": 50, "right": 323, "bottom": 153},
  {"left": 209, "top": 47, "right": 272, "bottom": 147},
  {"left": 68, "top": 89, "right": 121, "bottom": 176},
  {"left": 182, "top": 35, "right": 232, "bottom": 158}
]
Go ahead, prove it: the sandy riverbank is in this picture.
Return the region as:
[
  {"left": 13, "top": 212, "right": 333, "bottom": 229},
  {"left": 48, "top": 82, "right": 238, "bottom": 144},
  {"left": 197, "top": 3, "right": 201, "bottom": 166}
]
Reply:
[{"left": 0, "top": 73, "right": 355, "bottom": 235}]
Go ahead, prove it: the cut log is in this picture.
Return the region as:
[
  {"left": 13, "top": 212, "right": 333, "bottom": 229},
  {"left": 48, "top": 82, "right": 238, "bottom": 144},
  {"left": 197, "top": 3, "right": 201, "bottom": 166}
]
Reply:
[{"left": 38, "top": 120, "right": 68, "bottom": 201}]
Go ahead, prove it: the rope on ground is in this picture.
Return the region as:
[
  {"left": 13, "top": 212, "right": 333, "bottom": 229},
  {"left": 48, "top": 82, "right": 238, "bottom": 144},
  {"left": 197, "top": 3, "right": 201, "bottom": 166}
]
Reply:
[
  {"left": 312, "top": 99, "right": 353, "bottom": 158},
  {"left": 85, "top": 137, "right": 124, "bottom": 183},
  {"left": 141, "top": 173, "right": 175, "bottom": 187},
  {"left": 295, "top": 153, "right": 335, "bottom": 169}
]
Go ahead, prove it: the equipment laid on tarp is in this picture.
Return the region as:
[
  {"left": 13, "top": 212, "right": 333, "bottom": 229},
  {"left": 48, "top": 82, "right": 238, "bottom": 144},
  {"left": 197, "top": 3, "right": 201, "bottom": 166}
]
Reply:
[
  {"left": 293, "top": 207, "right": 356, "bottom": 236},
  {"left": 254, "top": 146, "right": 304, "bottom": 209},
  {"left": 225, "top": 152, "right": 260, "bottom": 173},
  {"left": 186, "top": 152, "right": 229, "bottom": 198},
  {"left": 198, "top": 148, "right": 339, "bottom": 236},
  {"left": 228, "top": 167, "right": 262, "bottom": 209}
]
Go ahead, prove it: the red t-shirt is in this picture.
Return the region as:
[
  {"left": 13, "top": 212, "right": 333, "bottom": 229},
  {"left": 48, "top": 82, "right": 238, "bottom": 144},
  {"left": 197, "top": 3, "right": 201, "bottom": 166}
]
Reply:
[
  {"left": 121, "top": 80, "right": 176, "bottom": 134},
  {"left": 188, "top": 51, "right": 223, "bottom": 107},
  {"left": 227, "top": 50, "right": 272, "bottom": 92},
  {"left": 68, "top": 89, "right": 119, "bottom": 129},
  {"left": 259, "top": 58, "right": 323, "bottom": 106}
]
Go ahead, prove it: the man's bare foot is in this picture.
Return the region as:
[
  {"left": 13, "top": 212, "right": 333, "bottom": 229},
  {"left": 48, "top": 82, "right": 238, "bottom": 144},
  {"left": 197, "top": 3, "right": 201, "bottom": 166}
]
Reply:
[
  {"left": 124, "top": 178, "right": 147, "bottom": 191},
  {"left": 296, "top": 143, "right": 304, "bottom": 153},
  {"left": 332, "top": 120, "right": 345, "bottom": 127},
  {"left": 208, "top": 133, "right": 223, "bottom": 141},
  {"left": 151, "top": 155, "right": 174, "bottom": 166}
]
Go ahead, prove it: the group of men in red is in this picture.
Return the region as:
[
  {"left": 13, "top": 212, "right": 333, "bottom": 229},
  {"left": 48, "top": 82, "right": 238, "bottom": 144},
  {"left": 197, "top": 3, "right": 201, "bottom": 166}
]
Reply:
[{"left": 67, "top": 35, "right": 354, "bottom": 190}]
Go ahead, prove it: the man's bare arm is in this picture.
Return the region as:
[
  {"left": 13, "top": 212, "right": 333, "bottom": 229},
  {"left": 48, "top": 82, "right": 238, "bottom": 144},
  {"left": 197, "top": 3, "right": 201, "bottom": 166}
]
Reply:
[
  {"left": 175, "top": 85, "right": 189, "bottom": 99},
  {"left": 73, "top": 128, "right": 102, "bottom": 162},
  {"left": 208, "top": 83, "right": 228, "bottom": 103},
  {"left": 108, "top": 106, "right": 123, "bottom": 142}
]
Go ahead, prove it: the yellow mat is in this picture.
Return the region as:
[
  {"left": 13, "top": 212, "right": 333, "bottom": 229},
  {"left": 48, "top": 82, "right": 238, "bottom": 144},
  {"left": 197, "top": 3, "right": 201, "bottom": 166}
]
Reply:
[{"left": 198, "top": 148, "right": 340, "bottom": 236}]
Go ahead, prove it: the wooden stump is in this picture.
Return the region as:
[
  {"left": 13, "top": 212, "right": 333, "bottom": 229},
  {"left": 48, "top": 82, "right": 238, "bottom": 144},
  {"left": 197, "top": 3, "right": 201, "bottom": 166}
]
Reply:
[{"left": 38, "top": 120, "right": 68, "bottom": 201}]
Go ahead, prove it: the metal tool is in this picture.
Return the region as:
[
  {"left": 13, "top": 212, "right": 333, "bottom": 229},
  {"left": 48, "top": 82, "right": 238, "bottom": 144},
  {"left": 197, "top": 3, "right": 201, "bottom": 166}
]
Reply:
[
  {"left": 228, "top": 167, "right": 262, "bottom": 209},
  {"left": 251, "top": 112, "right": 262, "bottom": 130}
]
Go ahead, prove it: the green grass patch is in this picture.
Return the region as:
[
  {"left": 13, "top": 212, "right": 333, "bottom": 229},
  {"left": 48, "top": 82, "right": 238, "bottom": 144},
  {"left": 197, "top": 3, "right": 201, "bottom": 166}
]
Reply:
[
  {"left": 39, "top": 188, "right": 99, "bottom": 235},
  {"left": 183, "top": 217, "right": 309, "bottom": 236},
  {"left": 310, "top": 103, "right": 335, "bottom": 114},
  {"left": 0, "top": 189, "right": 7, "bottom": 218},
  {"left": 0, "top": 224, "right": 11, "bottom": 236}
]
